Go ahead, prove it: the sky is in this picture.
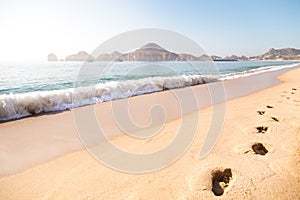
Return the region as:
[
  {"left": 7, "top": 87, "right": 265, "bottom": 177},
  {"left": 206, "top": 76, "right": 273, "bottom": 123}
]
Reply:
[{"left": 0, "top": 0, "right": 299, "bottom": 61}]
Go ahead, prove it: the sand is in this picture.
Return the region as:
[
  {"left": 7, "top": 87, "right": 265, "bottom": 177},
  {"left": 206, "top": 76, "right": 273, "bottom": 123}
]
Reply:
[{"left": 0, "top": 67, "right": 300, "bottom": 199}]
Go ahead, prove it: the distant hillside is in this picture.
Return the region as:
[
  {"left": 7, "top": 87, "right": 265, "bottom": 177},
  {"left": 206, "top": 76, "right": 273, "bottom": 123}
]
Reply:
[
  {"left": 253, "top": 48, "right": 300, "bottom": 60},
  {"left": 65, "top": 51, "right": 94, "bottom": 61},
  {"left": 47, "top": 53, "right": 58, "bottom": 61},
  {"left": 116, "top": 43, "right": 180, "bottom": 61},
  {"left": 59, "top": 43, "right": 209, "bottom": 62},
  {"left": 48, "top": 45, "right": 300, "bottom": 62},
  {"left": 96, "top": 51, "right": 122, "bottom": 61}
]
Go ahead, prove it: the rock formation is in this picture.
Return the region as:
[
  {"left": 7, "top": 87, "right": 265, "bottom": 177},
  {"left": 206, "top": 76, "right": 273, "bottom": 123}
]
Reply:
[
  {"left": 119, "top": 43, "right": 179, "bottom": 61},
  {"left": 50, "top": 45, "right": 300, "bottom": 62},
  {"left": 48, "top": 53, "right": 58, "bottom": 61},
  {"left": 96, "top": 43, "right": 204, "bottom": 61},
  {"left": 96, "top": 51, "right": 122, "bottom": 61},
  {"left": 257, "top": 48, "right": 300, "bottom": 60},
  {"left": 65, "top": 51, "right": 94, "bottom": 61}
]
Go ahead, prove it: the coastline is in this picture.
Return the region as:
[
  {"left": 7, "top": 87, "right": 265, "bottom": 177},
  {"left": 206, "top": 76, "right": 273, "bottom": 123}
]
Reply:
[
  {"left": 0, "top": 66, "right": 299, "bottom": 199},
  {"left": 1, "top": 61, "right": 299, "bottom": 123},
  {"left": 0, "top": 65, "right": 297, "bottom": 177}
]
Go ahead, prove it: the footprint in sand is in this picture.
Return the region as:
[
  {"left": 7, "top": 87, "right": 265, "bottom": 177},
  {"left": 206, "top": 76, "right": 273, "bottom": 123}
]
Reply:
[
  {"left": 291, "top": 88, "right": 297, "bottom": 95},
  {"left": 234, "top": 142, "right": 270, "bottom": 155},
  {"left": 211, "top": 168, "right": 233, "bottom": 196},
  {"left": 252, "top": 143, "right": 268, "bottom": 155},
  {"left": 186, "top": 167, "right": 235, "bottom": 198},
  {"left": 271, "top": 117, "right": 280, "bottom": 122},
  {"left": 242, "top": 125, "right": 269, "bottom": 135},
  {"left": 256, "top": 126, "right": 268, "bottom": 133},
  {"left": 257, "top": 110, "right": 265, "bottom": 115}
]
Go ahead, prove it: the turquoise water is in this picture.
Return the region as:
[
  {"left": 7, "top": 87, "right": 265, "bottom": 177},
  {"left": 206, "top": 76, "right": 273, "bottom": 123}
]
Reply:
[{"left": 0, "top": 61, "right": 298, "bottom": 121}]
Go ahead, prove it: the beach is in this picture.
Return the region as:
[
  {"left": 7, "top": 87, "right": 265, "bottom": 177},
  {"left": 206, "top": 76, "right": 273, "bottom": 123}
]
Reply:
[{"left": 0, "top": 66, "right": 300, "bottom": 199}]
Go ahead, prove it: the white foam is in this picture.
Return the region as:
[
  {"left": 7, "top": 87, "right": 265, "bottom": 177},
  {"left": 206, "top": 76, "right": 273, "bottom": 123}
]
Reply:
[
  {"left": 1, "top": 62, "right": 298, "bottom": 122},
  {"left": 0, "top": 75, "right": 217, "bottom": 121},
  {"left": 219, "top": 63, "right": 299, "bottom": 80},
  {"left": 0, "top": 89, "right": 74, "bottom": 121}
]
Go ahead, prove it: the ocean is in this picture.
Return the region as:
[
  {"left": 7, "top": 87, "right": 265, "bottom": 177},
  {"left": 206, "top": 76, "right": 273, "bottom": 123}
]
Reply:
[{"left": 0, "top": 61, "right": 298, "bottom": 121}]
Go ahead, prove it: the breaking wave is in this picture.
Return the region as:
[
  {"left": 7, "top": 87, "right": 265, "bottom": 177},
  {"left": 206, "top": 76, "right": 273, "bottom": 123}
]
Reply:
[
  {"left": 219, "top": 63, "right": 299, "bottom": 80},
  {"left": 0, "top": 75, "right": 217, "bottom": 121},
  {"left": 1, "top": 62, "right": 298, "bottom": 122}
]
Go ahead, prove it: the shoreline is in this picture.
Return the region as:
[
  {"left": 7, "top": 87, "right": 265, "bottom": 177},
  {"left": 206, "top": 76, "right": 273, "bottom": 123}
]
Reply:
[
  {"left": 1, "top": 62, "right": 298, "bottom": 124},
  {"left": 1, "top": 61, "right": 299, "bottom": 123},
  {"left": 0, "top": 65, "right": 299, "bottom": 178},
  {"left": 0, "top": 66, "right": 299, "bottom": 198}
]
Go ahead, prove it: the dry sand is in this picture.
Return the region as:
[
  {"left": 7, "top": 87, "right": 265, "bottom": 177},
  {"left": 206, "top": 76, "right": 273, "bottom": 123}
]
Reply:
[{"left": 0, "top": 67, "right": 300, "bottom": 199}]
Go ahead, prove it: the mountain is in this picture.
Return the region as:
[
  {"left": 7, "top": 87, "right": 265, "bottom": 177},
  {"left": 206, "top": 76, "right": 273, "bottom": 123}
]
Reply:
[
  {"left": 140, "top": 43, "right": 165, "bottom": 50},
  {"left": 197, "top": 54, "right": 212, "bottom": 61},
  {"left": 177, "top": 53, "right": 202, "bottom": 61},
  {"left": 65, "top": 51, "right": 94, "bottom": 61},
  {"left": 51, "top": 45, "right": 300, "bottom": 62},
  {"left": 96, "top": 51, "right": 122, "bottom": 61},
  {"left": 96, "top": 43, "right": 186, "bottom": 61},
  {"left": 256, "top": 48, "right": 300, "bottom": 60},
  {"left": 225, "top": 55, "right": 249, "bottom": 61},
  {"left": 136, "top": 43, "right": 179, "bottom": 61},
  {"left": 96, "top": 43, "right": 216, "bottom": 61},
  {"left": 48, "top": 53, "right": 58, "bottom": 61}
]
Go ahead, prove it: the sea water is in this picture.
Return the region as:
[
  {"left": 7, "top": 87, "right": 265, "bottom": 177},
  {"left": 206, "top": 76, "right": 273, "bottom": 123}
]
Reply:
[{"left": 0, "top": 61, "right": 298, "bottom": 121}]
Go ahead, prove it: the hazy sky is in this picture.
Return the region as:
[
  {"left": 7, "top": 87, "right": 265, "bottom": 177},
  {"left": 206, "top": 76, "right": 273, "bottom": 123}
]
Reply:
[{"left": 0, "top": 0, "right": 299, "bottom": 61}]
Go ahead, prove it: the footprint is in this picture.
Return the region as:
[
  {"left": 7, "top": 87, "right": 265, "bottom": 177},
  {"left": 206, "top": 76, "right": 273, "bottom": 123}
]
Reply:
[
  {"left": 252, "top": 143, "right": 268, "bottom": 155},
  {"left": 256, "top": 126, "right": 268, "bottom": 133},
  {"left": 187, "top": 166, "right": 236, "bottom": 198},
  {"left": 257, "top": 111, "right": 265, "bottom": 115},
  {"left": 271, "top": 117, "right": 279, "bottom": 122},
  {"left": 211, "top": 168, "right": 232, "bottom": 196},
  {"left": 266, "top": 105, "right": 274, "bottom": 109}
]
